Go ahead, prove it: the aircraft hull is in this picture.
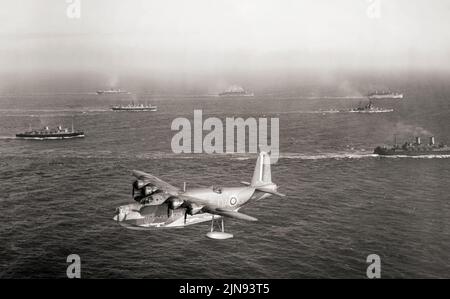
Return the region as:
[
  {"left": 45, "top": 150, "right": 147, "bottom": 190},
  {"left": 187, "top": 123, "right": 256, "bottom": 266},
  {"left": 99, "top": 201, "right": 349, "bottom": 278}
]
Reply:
[{"left": 113, "top": 202, "right": 220, "bottom": 229}]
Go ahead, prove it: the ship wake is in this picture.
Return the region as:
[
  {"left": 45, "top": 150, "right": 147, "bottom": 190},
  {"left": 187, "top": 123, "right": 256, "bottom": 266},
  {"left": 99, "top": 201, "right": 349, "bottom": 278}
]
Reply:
[{"left": 377, "top": 154, "right": 450, "bottom": 159}]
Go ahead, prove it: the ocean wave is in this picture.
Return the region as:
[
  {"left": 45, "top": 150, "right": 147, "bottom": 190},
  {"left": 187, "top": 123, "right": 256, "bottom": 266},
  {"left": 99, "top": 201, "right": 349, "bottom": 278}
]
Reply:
[
  {"left": 280, "top": 152, "right": 378, "bottom": 160},
  {"left": 1, "top": 149, "right": 449, "bottom": 161},
  {"left": 378, "top": 154, "right": 450, "bottom": 159},
  {"left": 273, "top": 109, "right": 394, "bottom": 115},
  {"left": 0, "top": 109, "right": 111, "bottom": 117},
  {"left": 234, "top": 152, "right": 450, "bottom": 160},
  {"left": 274, "top": 110, "right": 341, "bottom": 115}
]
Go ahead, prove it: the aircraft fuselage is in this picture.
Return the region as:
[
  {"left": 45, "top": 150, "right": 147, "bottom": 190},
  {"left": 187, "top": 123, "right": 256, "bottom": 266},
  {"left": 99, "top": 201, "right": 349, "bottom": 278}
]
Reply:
[{"left": 114, "top": 185, "right": 269, "bottom": 229}]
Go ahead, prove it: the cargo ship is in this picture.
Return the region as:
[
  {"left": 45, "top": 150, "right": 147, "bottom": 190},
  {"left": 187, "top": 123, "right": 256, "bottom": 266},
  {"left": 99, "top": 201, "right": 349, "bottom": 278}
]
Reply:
[
  {"left": 97, "top": 88, "right": 129, "bottom": 95},
  {"left": 368, "top": 91, "right": 403, "bottom": 99},
  {"left": 16, "top": 125, "right": 84, "bottom": 139},
  {"left": 349, "top": 100, "right": 393, "bottom": 113},
  {"left": 374, "top": 136, "right": 450, "bottom": 156},
  {"left": 219, "top": 85, "right": 254, "bottom": 97},
  {"left": 111, "top": 103, "right": 157, "bottom": 111}
]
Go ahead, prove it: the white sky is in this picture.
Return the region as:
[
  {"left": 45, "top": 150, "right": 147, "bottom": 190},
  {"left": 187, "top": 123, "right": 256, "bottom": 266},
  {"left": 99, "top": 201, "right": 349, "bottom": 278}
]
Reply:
[{"left": 1, "top": 0, "right": 450, "bottom": 74}]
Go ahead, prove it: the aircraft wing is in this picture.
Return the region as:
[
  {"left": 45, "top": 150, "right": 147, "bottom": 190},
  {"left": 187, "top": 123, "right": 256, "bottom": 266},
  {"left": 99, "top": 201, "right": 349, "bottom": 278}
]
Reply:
[
  {"left": 177, "top": 195, "right": 257, "bottom": 221},
  {"left": 132, "top": 170, "right": 180, "bottom": 195},
  {"left": 213, "top": 209, "right": 258, "bottom": 222},
  {"left": 177, "top": 194, "right": 211, "bottom": 206}
]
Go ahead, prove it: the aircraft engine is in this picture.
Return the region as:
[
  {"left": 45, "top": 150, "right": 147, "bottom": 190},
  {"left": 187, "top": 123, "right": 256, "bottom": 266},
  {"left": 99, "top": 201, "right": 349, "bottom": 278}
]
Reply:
[
  {"left": 133, "top": 180, "right": 148, "bottom": 190},
  {"left": 181, "top": 203, "right": 204, "bottom": 224},
  {"left": 151, "top": 191, "right": 171, "bottom": 204},
  {"left": 186, "top": 203, "right": 203, "bottom": 215},
  {"left": 133, "top": 180, "right": 158, "bottom": 202},
  {"left": 167, "top": 197, "right": 184, "bottom": 210},
  {"left": 143, "top": 185, "right": 158, "bottom": 196},
  {"left": 138, "top": 190, "right": 170, "bottom": 205}
]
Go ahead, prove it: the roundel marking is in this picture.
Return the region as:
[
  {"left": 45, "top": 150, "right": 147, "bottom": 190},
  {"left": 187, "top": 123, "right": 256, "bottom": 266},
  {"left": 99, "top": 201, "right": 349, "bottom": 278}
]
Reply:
[{"left": 230, "top": 196, "right": 238, "bottom": 206}]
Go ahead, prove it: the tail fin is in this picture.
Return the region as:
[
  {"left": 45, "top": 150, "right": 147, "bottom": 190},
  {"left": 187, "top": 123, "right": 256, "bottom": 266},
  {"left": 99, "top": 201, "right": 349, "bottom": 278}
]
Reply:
[{"left": 251, "top": 152, "right": 272, "bottom": 187}]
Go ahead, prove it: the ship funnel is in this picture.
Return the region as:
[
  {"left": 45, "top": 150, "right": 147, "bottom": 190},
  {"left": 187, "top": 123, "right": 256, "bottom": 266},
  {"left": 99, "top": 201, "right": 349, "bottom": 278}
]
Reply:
[
  {"left": 429, "top": 136, "right": 435, "bottom": 145},
  {"left": 415, "top": 136, "right": 421, "bottom": 145}
]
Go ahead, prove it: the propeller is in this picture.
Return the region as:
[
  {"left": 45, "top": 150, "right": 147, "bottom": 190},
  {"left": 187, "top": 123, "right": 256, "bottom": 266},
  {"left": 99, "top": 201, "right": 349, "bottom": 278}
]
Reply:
[
  {"left": 167, "top": 205, "right": 173, "bottom": 218},
  {"left": 166, "top": 198, "right": 176, "bottom": 218},
  {"left": 132, "top": 180, "right": 140, "bottom": 200},
  {"left": 184, "top": 205, "right": 191, "bottom": 224}
]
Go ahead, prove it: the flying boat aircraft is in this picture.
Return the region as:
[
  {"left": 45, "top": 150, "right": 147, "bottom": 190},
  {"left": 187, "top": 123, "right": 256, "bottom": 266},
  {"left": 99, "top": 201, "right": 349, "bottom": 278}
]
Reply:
[{"left": 113, "top": 152, "right": 285, "bottom": 239}]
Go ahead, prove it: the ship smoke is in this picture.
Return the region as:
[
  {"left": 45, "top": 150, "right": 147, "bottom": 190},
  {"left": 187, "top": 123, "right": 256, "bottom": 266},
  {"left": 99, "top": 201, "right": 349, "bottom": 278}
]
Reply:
[
  {"left": 108, "top": 75, "right": 120, "bottom": 89},
  {"left": 393, "top": 122, "right": 433, "bottom": 139}
]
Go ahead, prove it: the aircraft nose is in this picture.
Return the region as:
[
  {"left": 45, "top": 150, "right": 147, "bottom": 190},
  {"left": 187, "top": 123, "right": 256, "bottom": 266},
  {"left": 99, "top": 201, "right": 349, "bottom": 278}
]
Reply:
[{"left": 113, "top": 207, "right": 123, "bottom": 222}]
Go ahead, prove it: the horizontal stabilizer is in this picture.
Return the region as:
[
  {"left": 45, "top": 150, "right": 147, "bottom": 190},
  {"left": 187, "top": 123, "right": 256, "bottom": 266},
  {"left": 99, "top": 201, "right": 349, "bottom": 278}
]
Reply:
[
  {"left": 214, "top": 208, "right": 258, "bottom": 222},
  {"left": 255, "top": 187, "right": 286, "bottom": 198},
  {"left": 240, "top": 181, "right": 251, "bottom": 186}
]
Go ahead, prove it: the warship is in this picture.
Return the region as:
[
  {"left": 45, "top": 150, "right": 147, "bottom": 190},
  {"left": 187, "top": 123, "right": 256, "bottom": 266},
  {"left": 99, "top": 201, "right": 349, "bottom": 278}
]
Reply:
[
  {"left": 16, "top": 125, "right": 84, "bottom": 139},
  {"left": 97, "top": 88, "right": 129, "bottom": 95},
  {"left": 111, "top": 103, "right": 157, "bottom": 111},
  {"left": 219, "top": 85, "right": 254, "bottom": 97},
  {"left": 374, "top": 136, "right": 450, "bottom": 156},
  {"left": 349, "top": 100, "right": 393, "bottom": 113},
  {"left": 368, "top": 91, "right": 403, "bottom": 99}
]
